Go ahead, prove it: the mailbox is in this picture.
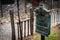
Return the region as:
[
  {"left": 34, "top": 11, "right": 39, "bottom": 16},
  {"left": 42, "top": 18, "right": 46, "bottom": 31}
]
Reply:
[{"left": 35, "top": 3, "right": 51, "bottom": 36}]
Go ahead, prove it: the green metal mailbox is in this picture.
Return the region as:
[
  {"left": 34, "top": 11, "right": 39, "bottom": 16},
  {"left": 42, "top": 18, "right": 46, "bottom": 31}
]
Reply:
[{"left": 35, "top": 4, "right": 51, "bottom": 36}]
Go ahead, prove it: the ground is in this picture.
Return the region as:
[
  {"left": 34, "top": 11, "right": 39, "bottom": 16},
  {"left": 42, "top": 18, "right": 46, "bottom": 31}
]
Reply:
[
  {"left": 23, "top": 25, "right": 60, "bottom": 40},
  {"left": 0, "top": 22, "right": 60, "bottom": 40}
]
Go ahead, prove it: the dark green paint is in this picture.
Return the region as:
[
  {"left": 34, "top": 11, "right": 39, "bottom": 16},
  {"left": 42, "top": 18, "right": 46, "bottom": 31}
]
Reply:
[{"left": 35, "top": 5, "right": 51, "bottom": 36}]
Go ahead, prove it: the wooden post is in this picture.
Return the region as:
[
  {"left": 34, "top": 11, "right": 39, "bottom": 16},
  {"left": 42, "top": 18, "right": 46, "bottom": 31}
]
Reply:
[
  {"left": 17, "top": 0, "right": 23, "bottom": 40},
  {"left": 25, "top": 0, "right": 27, "bottom": 13},
  {"left": 10, "top": 10, "right": 16, "bottom": 40},
  {"left": 41, "top": 35, "right": 45, "bottom": 40},
  {"left": 30, "top": 9, "right": 34, "bottom": 35}
]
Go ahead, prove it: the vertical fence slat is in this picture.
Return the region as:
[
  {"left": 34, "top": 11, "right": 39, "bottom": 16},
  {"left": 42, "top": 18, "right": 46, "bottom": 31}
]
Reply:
[
  {"left": 22, "top": 22, "right": 24, "bottom": 37},
  {"left": 24, "top": 21, "right": 26, "bottom": 37},
  {"left": 29, "top": 20, "right": 31, "bottom": 35},
  {"left": 28, "top": 20, "right": 29, "bottom": 36},
  {"left": 26, "top": 20, "right": 28, "bottom": 36},
  {"left": 33, "top": 16, "right": 36, "bottom": 34}
]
